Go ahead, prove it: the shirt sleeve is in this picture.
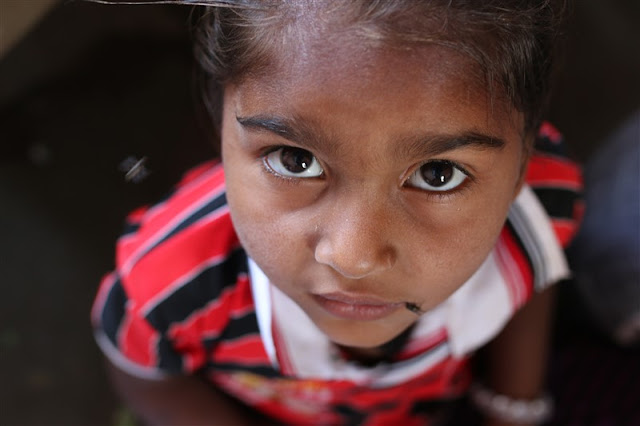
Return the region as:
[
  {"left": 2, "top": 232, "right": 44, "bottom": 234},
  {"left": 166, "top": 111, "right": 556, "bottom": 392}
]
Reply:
[
  {"left": 91, "top": 271, "right": 177, "bottom": 379},
  {"left": 445, "top": 125, "right": 583, "bottom": 355},
  {"left": 91, "top": 161, "right": 245, "bottom": 379},
  {"left": 91, "top": 205, "right": 189, "bottom": 380}
]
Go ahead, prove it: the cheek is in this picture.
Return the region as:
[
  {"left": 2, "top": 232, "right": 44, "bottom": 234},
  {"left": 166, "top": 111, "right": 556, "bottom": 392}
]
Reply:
[
  {"left": 221, "top": 129, "right": 321, "bottom": 282},
  {"left": 226, "top": 177, "right": 277, "bottom": 255},
  {"left": 423, "top": 213, "right": 501, "bottom": 273},
  {"left": 225, "top": 172, "right": 310, "bottom": 283},
  {"left": 404, "top": 185, "right": 514, "bottom": 293},
  {"left": 401, "top": 219, "right": 498, "bottom": 310}
]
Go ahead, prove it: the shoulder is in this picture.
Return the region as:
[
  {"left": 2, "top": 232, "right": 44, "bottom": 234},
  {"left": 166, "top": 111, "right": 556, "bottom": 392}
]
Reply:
[
  {"left": 432, "top": 124, "right": 584, "bottom": 355},
  {"left": 116, "top": 160, "right": 232, "bottom": 273},
  {"left": 523, "top": 122, "right": 584, "bottom": 247},
  {"left": 92, "top": 161, "right": 253, "bottom": 374},
  {"left": 116, "top": 160, "right": 249, "bottom": 318},
  {"left": 500, "top": 123, "right": 584, "bottom": 293}
]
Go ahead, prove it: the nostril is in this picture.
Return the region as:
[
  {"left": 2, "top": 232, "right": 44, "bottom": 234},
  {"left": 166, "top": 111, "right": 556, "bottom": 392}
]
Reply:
[{"left": 314, "top": 236, "right": 395, "bottom": 279}]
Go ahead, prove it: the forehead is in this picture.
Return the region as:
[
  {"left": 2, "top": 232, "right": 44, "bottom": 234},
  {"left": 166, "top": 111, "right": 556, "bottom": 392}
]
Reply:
[
  {"left": 227, "top": 1, "right": 527, "bottom": 148},
  {"left": 233, "top": 37, "right": 523, "bottom": 143}
]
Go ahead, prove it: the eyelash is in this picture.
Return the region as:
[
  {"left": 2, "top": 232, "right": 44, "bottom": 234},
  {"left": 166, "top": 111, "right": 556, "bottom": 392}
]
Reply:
[
  {"left": 403, "top": 160, "right": 475, "bottom": 199},
  {"left": 259, "top": 146, "right": 322, "bottom": 185},
  {"left": 412, "top": 179, "right": 474, "bottom": 203}
]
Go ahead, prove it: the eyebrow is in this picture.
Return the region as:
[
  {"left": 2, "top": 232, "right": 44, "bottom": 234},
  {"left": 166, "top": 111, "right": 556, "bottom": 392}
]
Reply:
[
  {"left": 237, "top": 114, "right": 332, "bottom": 152},
  {"left": 236, "top": 114, "right": 506, "bottom": 157},
  {"left": 400, "top": 132, "right": 505, "bottom": 159}
]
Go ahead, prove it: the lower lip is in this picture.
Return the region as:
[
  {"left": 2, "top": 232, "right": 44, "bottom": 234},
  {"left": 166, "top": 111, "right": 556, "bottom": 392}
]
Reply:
[{"left": 312, "top": 295, "right": 402, "bottom": 321}]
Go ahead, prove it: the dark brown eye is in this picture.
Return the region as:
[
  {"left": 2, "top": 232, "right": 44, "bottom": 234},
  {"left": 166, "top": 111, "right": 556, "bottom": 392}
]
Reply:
[
  {"left": 280, "top": 147, "right": 315, "bottom": 173},
  {"left": 420, "top": 161, "right": 454, "bottom": 187},
  {"left": 264, "top": 147, "right": 324, "bottom": 178},
  {"left": 406, "top": 160, "right": 467, "bottom": 192}
]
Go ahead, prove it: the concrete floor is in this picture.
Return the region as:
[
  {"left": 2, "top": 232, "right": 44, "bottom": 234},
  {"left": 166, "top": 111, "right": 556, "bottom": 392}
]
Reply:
[{"left": 0, "top": 1, "right": 638, "bottom": 425}]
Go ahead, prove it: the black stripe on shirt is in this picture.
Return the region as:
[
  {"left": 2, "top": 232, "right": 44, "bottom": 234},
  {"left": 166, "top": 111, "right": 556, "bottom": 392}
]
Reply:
[
  {"left": 157, "top": 335, "right": 184, "bottom": 372},
  {"left": 534, "top": 135, "right": 568, "bottom": 158},
  {"left": 121, "top": 221, "right": 141, "bottom": 237},
  {"left": 208, "top": 362, "right": 280, "bottom": 378},
  {"left": 202, "top": 312, "right": 261, "bottom": 349},
  {"left": 100, "top": 277, "right": 127, "bottom": 346},
  {"left": 223, "top": 312, "right": 260, "bottom": 341},
  {"left": 532, "top": 187, "right": 581, "bottom": 220},
  {"left": 154, "top": 192, "right": 227, "bottom": 249},
  {"left": 145, "top": 248, "right": 248, "bottom": 333}
]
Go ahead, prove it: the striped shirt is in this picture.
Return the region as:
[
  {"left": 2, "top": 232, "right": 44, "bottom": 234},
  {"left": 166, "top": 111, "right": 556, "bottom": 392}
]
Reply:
[{"left": 92, "top": 123, "right": 582, "bottom": 425}]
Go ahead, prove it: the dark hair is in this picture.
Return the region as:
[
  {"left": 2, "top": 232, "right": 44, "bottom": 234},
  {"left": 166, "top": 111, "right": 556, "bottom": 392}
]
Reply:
[{"left": 185, "top": 1, "right": 568, "bottom": 139}]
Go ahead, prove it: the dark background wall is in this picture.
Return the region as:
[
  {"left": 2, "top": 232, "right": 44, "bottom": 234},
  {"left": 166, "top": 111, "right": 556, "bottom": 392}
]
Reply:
[
  {"left": 0, "top": 1, "right": 638, "bottom": 425},
  {"left": 0, "top": 3, "right": 214, "bottom": 424},
  {"left": 547, "top": 1, "right": 640, "bottom": 159}
]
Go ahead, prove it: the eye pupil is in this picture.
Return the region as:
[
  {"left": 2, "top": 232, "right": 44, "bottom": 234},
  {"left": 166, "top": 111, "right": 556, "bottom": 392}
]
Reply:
[
  {"left": 281, "top": 147, "right": 313, "bottom": 173},
  {"left": 420, "top": 162, "right": 453, "bottom": 187}
]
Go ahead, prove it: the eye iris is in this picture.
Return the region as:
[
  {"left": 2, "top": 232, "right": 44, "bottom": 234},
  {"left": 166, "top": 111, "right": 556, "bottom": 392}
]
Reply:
[
  {"left": 420, "top": 162, "right": 453, "bottom": 187},
  {"left": 281, "top": 147, "right": 313, "bottom": 173}
]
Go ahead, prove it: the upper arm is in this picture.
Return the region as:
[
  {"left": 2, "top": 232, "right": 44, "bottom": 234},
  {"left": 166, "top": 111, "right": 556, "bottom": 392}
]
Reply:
[
  {"left": 482, "top": 123, "right": 583, "bottom": 396},
  {"left": 484, "top": 286, "right": 557, "bottom": 398}
]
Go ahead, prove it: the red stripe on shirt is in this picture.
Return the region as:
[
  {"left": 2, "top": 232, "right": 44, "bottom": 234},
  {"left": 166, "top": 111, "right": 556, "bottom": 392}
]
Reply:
[
  {"left": 120, "top": 307, "right": 160, "bottom": 367},
  {"left": 552, "top": 218, "right": 581, "bottom": 248},
  {"left": 126, "top": 206, "right": 149, "bottom": 225},
  {"left": 214, "top": 335, "right": 270, "bottom": 365},
  {"left": 175, "top": 160, "right": 220, "bottom": 189},
  {"left": 167, "top": 288, "right": 234, "bottom": 347},
  {"left": 165, "top": 276, "right": 256, "bottom": 372},
  {"left": 117, "top": 164, "right": 225, "bottom": 267},
  {"left": 227, "top": 276, "right": 255, "bottom": 317},
  {"left": 124, "top": 211, "right": 238, "bottom": 310},
  {"left": 526, "top": 154, "right": 582, "bottom": 191},
  {"left": 335, "top": 357, "right": 471, "bottom": 424},
  {"left": 538, "top": 122, "right": 563, "bottom": 143},
  {"left": 167, "top": 277, "right": 254, "bottom": 345}
]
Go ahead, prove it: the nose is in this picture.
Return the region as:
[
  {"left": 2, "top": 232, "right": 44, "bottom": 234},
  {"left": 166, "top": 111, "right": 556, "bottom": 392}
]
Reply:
[{"left": 314, "top": 204, "right": 396, "bottom": 279}]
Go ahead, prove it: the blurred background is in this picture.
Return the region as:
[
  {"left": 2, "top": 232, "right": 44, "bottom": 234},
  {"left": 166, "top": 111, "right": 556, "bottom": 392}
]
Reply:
[{"left": 0, "top": 1, "right": 638, "bottom": 425}]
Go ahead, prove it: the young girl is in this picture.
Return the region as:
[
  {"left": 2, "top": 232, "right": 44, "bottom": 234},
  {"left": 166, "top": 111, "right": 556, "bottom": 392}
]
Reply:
[{"left": 92, "top": 1, "right": 582, "bottom": 425}]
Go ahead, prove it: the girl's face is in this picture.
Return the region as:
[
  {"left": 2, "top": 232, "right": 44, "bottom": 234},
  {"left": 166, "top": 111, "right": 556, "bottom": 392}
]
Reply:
[{"left": 221, "top": 38, "right": 526, "bottom": 350}]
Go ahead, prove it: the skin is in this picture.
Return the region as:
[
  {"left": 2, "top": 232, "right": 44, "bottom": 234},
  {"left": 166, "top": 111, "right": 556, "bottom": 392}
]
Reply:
[
  {"left": 222, "top": 36, "right": 527, "bottom": 352},
  {"left": 484, "top": 287, "right": 556, "bottom": 426}
]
